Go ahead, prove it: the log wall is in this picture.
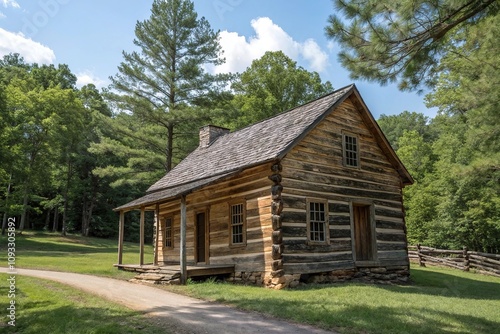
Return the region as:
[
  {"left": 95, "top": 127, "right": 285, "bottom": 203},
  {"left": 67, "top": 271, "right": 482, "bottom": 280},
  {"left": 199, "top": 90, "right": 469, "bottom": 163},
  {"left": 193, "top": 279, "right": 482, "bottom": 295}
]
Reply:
[
  {"left": 156, "top": 163, "right": 274, "bottom": 274},
  {"left": 281, "top": 97, "right": 409, "bottom": 275}
]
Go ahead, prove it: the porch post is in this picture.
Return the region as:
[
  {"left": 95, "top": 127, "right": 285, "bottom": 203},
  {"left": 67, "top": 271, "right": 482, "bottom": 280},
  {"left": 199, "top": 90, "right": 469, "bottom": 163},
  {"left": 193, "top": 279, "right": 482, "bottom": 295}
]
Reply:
[
  {"left": 118, "top": 210, "right": 125, "bottom": 265},
  {"left": 154, "top": 203, "right": 160, "bottom": 266},
  {"left": 180, "top": 195, "right": 187, "bottom": 285},
  {"left": 139, "top": 207, "right": 145, "bottom": 266}
]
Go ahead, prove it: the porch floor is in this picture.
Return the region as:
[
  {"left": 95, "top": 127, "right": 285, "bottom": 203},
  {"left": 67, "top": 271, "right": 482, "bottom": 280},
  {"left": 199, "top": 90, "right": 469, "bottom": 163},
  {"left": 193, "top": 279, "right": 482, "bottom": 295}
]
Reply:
[{"left": 114, "top": 263, "right": 235, "bottom": 279}]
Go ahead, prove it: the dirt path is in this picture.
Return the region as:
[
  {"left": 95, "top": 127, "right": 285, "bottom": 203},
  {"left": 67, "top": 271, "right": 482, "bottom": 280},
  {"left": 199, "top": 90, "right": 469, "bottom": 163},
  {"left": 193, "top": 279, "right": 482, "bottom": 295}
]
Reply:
[{"left": 2, "top": 268, "right": 337, "bottom": 334}]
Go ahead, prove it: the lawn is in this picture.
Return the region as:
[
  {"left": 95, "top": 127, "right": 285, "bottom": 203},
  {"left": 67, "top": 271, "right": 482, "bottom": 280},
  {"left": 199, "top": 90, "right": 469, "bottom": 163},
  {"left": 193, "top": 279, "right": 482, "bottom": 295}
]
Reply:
[
  {"left": 1, "top": 232, "right": 499, "bottom": 334},
  {"left": 0, "top": 231, "right": 153, "bottom": 279},
  {"left": 0, "top": 274, "right": 170, "bottom": 334}
]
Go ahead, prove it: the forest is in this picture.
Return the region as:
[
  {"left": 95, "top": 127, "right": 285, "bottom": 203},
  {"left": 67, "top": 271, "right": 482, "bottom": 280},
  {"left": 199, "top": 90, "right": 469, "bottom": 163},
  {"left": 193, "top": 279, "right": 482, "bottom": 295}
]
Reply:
[{"left": 1, "top": 0, "right": 498, "bottom": 252}]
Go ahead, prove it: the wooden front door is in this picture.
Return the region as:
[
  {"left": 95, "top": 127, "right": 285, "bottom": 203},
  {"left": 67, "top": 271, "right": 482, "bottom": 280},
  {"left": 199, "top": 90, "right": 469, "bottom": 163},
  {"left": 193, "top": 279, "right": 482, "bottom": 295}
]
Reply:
[
  {"left": 353, "top": 204, "right": 374, "bottom": 261},
  {"left": 196, "top": 212, "right": 207, "bottom": 263}
]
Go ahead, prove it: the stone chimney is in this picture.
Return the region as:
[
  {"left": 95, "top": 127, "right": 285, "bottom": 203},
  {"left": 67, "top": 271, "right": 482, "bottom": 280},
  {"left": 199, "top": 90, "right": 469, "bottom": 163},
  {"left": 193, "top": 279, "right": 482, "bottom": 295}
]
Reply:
[{"left": 199, "top": 125, "right": 230, "bottom": 148}]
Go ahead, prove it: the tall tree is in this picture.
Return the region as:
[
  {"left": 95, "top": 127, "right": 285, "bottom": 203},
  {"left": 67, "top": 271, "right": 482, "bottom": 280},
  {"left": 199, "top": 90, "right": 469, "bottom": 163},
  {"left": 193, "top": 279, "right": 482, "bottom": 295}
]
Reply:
[
  {"left": 325, "top": 0, "right": 499, "bottom": 91},
  {"left": 230, "top": 51, "right": 333, "bottom": 128},
  {"left": 108, "top": 0, "right": 227, "bottom": 175}
]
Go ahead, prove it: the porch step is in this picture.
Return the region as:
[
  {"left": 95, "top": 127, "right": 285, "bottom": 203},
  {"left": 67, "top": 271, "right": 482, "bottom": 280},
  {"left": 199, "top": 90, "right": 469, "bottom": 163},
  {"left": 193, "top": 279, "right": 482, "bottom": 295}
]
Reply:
[{"left": 130, "top": 271, "right": 181, "bottom": 285}]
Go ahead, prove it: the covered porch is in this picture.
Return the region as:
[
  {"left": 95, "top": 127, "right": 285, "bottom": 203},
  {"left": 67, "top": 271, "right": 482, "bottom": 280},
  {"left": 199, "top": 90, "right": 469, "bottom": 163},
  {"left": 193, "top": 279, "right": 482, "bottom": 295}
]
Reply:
[{"left": 114, "top": 263, "right": 235, "bottom": 284}]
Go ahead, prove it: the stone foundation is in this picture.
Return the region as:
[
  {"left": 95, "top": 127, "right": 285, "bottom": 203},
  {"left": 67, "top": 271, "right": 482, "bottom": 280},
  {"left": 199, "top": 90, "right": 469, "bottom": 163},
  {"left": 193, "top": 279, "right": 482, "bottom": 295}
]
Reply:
[{"left": 226, "top": 266, "right": 410, "bottom": 289}]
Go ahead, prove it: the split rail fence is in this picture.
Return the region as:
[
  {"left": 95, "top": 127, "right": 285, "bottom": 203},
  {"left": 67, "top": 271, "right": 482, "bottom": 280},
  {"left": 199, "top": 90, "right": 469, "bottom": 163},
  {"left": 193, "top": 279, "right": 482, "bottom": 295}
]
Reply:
[{"left": 408, "top": 245, "right": 500, "bottom": 278}]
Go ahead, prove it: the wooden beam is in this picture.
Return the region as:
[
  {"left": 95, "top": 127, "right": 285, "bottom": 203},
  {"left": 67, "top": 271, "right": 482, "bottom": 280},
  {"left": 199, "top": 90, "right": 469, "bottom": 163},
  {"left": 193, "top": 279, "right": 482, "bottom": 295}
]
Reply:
[
  {"left": 180, "top": 194, "right": 187, "bottom": 285},
  {"left": 154, "top": 203, "right": 160, "bottom": 266},
  {"left": 118, "top": 211, "right": 125, "bottom": 265},
  {"left": 139, "top": 207, "right": 145, "bottom": 266}
]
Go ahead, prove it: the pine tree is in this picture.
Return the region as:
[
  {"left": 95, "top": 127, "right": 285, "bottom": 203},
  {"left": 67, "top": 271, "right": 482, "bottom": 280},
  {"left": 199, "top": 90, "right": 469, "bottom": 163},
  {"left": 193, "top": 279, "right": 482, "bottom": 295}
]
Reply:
[{"left": 107, "top": 0, "right": 227, "bottom": 175}]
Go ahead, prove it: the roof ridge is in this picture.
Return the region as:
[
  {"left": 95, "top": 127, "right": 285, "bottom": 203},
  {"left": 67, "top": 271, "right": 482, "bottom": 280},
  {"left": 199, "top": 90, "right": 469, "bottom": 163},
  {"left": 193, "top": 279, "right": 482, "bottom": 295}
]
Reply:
[{"left": 226, "top": 84, "right": 355, "bottom": 135}]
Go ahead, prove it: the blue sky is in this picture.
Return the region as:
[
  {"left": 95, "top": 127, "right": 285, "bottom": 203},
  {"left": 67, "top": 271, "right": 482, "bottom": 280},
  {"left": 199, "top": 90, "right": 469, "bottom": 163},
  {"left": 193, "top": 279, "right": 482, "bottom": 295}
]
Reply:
[{"left": 0, "top": 0, "right": 437, "bottom": 119}]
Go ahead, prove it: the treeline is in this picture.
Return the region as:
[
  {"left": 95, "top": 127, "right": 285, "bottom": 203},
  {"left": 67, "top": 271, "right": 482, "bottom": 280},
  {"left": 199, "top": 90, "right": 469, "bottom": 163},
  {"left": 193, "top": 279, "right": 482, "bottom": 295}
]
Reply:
[
  {"left": 0, "top": 2, "right": 333, "bottom": 241},
  {"left": 377, "top": 12, "right": 500, "bottom": 253}
]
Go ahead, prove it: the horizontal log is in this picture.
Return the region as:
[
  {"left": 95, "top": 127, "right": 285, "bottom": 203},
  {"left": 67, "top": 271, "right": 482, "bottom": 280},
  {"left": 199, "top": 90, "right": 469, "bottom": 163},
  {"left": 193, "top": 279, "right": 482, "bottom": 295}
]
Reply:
[
  {"left": 375, "top": 207, "right": 404, "bottom": 219},
  {"left": 282, "top": 211, "right": 306, "bottom": 224},
  {"left": 469, "top": 254, "right": 500, "bottom": 266},
  {"left": 284, "top": 239, "right": 352, "bottom": 253},
  {"left": 282, "top": 178, "right": 403, "bottom": 202},
  {"left": 377, "top": 242, "right": 407, "bottom": 251},
  {"left": 284, "top": 252, "right": 353, "bottom": 264},
  {"left": 331, "top": 228, "right": 351, "bottom": 239},
  {"left": 376, "top": 220, "right": 405, "bottom": 230},
  {"left": 376, "top": 232, "right": 406, "bottom": 242},
  {"left": 420, "top": 254, "right": 465, "bottom": 270},
  {"left": 418, "top": 246, "right": 464, "bottom": 255},
  {"left": 469, "top": 262, "right": 500, "bottom": 275},
  {"left": 330, "top": 215, "right": 351, "bottom": 226},
  {"left": 329, "top": 203, "right": 350, "bottom": 213},
  {"left": 283, "top": 260, "right": 355, "bottom": 275},
  {"left": 282, "top": 225, "right": 306, "bottom": 238},
  {"left": 469, "top": 252, "right": 500, "bottom": 260}
]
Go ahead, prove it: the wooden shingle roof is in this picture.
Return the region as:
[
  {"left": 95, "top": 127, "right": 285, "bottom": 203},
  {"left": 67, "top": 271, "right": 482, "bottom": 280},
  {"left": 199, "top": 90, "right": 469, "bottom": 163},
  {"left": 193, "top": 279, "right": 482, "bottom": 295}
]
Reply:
[{"left": 115, "top": 84, "right": 412, "bottom": 211}]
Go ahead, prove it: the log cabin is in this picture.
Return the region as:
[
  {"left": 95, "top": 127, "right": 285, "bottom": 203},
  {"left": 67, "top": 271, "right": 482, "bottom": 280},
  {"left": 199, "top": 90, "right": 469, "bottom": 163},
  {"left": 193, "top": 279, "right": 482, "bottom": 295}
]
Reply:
[{"left": 114, "top": 84, "right": 414, "bottom": 288}]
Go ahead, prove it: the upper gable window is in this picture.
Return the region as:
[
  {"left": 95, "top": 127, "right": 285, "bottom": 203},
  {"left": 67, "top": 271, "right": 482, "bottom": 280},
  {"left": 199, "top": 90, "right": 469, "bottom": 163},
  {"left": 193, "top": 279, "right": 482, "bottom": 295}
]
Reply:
[{"left": 343, "top": 132, "right": 359, "bottom": 168}]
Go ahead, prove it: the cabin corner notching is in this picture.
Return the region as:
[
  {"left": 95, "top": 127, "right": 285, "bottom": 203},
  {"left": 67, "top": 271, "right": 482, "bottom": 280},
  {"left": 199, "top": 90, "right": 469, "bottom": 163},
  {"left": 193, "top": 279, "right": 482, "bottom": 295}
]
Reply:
[{"left": 114, "top": 84, "right": 413, "bottom": 288}]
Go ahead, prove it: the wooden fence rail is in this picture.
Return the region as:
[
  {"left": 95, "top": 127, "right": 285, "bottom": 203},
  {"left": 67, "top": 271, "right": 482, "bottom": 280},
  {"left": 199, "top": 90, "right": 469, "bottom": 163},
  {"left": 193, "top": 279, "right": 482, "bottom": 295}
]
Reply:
[{"left": 408, "top": 244, "right": 500, "bottom": 278}]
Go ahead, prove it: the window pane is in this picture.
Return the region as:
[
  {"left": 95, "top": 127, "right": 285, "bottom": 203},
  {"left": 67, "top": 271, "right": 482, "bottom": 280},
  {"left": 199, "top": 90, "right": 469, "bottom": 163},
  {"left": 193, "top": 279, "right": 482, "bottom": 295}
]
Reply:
[
  {"left": 231, "top": 203, "right": 244, "bottom": 244},
  {"left": 344, "top": 135, "right": 359, "bottom": 167},
  {"left": 309, "top": 202, "right": 326, "bottom": 242}
]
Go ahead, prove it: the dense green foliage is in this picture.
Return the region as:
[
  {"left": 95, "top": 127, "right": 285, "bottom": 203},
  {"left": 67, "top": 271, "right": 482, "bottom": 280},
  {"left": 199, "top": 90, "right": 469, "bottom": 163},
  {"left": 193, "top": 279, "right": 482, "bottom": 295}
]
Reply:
[
  {"left": 229, "top": 51, "right": 333, "bottom": 128},
  {"left": 326, "top": 0, "right": 499, "bottom": 91},
  {"left": 378, "top": 12, "right": 500, "bottom": 252}
]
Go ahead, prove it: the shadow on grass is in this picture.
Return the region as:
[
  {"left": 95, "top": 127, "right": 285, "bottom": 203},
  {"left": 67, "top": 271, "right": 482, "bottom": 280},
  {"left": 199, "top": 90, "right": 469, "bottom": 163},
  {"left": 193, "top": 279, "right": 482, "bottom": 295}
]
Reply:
[
  {"left": 292, "top": 267, "right": 500, "bottom": 301},
  {"left": 0, "top": 234, "right": 144, "bottom": 256}
]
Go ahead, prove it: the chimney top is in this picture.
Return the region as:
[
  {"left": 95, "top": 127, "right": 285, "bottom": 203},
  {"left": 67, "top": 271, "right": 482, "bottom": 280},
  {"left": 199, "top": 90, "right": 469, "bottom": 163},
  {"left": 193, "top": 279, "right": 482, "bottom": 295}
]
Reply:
[{"left": 199, "top": 125, "right": 230, "bottom": 148}]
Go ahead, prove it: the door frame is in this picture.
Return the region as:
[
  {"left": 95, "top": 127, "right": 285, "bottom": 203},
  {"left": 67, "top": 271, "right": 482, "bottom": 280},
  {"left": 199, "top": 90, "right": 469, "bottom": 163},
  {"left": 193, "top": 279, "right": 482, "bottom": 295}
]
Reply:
[
  {"left": 349, "top": 201, "right": 378, "bottom": 264},
  {"left": 194, "top": 208, "right": 209, "bottom": 264}
]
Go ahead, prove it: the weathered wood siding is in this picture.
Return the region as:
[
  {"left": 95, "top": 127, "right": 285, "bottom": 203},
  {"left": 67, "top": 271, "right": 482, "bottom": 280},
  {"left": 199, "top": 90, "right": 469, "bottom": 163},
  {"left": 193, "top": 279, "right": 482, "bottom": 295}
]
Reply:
[
  {"left": 157, "top": 163, "right": 274, "bottom": 273},
  {"left": 281, "top": 97, "right": 408, "bottom": 274}
]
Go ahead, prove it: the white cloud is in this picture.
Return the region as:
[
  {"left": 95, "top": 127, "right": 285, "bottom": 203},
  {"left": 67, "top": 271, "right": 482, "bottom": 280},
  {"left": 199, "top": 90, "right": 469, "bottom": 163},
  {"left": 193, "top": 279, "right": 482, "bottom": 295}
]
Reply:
[
  {"left": 76, "top": 71, "right": 108, "bottom": 88},
  {"left": 214, "top": 17, "right": 329, "bottom": 74},
  {"left": 0, "top": 28, "right": 55, "bottom": 64},
  {"left": 0, "top": 12, "right": 5, "bottom": 19},
  {"left": 1, "top": 0, "right": 20, "bottom": 8}
]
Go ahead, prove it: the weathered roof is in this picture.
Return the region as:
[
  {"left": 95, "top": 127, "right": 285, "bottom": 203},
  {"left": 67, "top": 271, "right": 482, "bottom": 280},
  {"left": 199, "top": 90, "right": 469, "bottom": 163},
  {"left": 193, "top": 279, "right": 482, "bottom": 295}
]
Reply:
[{"left": 115, "top": 84, "right": 413, "bottom": 211}]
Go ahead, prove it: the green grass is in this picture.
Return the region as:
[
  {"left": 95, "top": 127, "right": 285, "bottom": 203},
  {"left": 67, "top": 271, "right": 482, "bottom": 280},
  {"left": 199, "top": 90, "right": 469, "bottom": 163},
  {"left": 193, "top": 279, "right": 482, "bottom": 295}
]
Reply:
[
  {"left": 167, "top": 265, "right": 500, "bottom": 334},
  {"left": 0, "top": 274, "right": 169, "bottom": 333},
  {"left": 0, "top": 231, "right": 153, "bottom": 279}
]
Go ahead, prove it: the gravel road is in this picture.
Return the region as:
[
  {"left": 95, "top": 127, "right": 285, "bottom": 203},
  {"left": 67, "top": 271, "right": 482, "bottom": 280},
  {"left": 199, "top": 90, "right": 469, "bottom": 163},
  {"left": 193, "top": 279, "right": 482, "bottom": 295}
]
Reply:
[{"left": 1, "top": 268, "right": 337, "bottom": 334}]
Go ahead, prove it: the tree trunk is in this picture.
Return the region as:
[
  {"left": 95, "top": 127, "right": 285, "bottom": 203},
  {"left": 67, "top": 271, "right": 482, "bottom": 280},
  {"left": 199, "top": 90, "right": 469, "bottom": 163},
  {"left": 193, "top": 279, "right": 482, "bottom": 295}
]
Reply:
[
  {"left": 166, "top": 123, "right": 174, "bottom": 172},
  {"left": 53, "top": 206, "right": 59, "bottom": 232},
  {"left": 61, "top": 160, "right": 72, "bottom": 236},
  {"left": 44, "top": 209, "right": 51, "bottom": 231},
  {"left": 19, "top": 190, "right": 29, "bottom": 234}
]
